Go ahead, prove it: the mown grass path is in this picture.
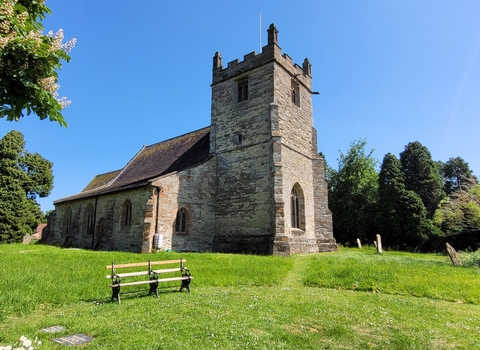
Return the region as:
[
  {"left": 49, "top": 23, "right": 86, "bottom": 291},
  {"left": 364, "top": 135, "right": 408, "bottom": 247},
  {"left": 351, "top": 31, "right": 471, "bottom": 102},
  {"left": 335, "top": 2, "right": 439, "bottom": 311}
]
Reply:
[{"left": 282, "top": 254, "right": 311, "bottom": 288}]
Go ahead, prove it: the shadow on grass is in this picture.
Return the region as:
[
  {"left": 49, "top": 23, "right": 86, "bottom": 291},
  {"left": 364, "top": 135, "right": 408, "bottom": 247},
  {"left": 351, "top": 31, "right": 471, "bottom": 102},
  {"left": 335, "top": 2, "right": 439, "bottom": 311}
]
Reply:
[{"left": 86, "top": 285, "right": 190, "bottom": 304}]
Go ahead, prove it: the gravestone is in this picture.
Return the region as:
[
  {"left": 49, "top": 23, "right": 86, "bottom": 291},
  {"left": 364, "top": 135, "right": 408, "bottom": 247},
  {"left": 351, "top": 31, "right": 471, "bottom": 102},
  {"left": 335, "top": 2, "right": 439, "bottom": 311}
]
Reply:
[
  {"left": 53, "top": 334, "right": 93, "bottom": 346},
  {"left": 446, "top": 243, "right": 462, "bottom": 266},
  {"left": 356, "top": 238, "right": 362, "bottom": 249},
  {"left": 22, "top": 234, "right": 32, "bottom": 245},
  {"left": 41, "top": 325, "right": 66, "bottom": 333},
  {"left": 376, "top": 234, "right": 383, "bottom": 254}
]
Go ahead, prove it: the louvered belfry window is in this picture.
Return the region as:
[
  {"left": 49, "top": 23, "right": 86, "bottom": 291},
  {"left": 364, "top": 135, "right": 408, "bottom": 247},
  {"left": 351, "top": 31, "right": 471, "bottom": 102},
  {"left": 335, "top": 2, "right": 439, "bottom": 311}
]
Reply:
[{"left": 237, "top": 79, "right": 248, "bottom": 102}]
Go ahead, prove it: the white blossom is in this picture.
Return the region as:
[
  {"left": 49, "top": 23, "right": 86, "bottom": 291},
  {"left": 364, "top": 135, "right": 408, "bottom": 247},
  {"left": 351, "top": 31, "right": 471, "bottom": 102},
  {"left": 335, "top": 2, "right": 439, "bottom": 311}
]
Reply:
[
  {"left": 38, "top": 76, "right": 59, "bottom": 94},
  {"left": 56, "top": 95, "right": 72, "bottom": 108},
  {"left": 61, "top": 37, "right": 77, "bottom": 53},
  {"left": 0, "top": 20, "right": 10, "bottom": 34},
  {"left": 17, "top": 12, "right": 28, "bottom": 26},
  {"left": 0, "top": 1, "right": 15, "bottom": 18}
]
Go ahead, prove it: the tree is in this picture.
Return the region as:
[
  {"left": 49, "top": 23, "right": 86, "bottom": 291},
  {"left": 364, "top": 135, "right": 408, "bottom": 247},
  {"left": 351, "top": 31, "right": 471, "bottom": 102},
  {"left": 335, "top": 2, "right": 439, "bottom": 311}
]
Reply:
[
  {"left": 377, "top": 153, "right": 432, "bottom": 250},
  {"left": 433, "top": 185, "right": 480, "bottom": 251},
  {"left": 0, "top": 0, "right": 76, "bottom": 126},
  {"left": 438, "top": 157, "right": 478, "bottom": 194},
  {"left": 0, "top": 130, "right": 53, "bottom": 243},
  {"left": 328, "top": 139, "right": 379, "bottom": 245},
  {"left": 42, "top": 208, "right": 53, "bottom": 223},
  {"left": 399, "top": 142, "right": 444, "bottom": 219}
]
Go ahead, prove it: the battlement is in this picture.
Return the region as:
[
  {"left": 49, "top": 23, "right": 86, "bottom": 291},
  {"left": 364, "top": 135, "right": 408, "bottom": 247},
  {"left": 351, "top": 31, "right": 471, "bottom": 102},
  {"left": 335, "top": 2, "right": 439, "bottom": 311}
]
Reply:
[{"left": 212, "top": 24, "right": 312, "bottom": 90}]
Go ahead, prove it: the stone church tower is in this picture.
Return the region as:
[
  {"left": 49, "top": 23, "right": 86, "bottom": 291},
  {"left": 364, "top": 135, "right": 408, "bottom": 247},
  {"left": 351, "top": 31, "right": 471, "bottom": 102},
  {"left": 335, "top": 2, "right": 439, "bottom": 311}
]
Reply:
[
  {"left": 210, "top": 24, "right": 336, "bottom": 254},
  {"left": 43, "top": 23, "right": 336, "bottom": 255}
]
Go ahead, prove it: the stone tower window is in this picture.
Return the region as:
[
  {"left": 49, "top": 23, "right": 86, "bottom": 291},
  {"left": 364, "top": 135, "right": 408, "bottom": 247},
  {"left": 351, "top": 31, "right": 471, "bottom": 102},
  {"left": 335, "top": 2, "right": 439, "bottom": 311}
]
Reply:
[
  {"left": 291, "top": 80, "right": 300, "bottom": 107},
  {"left": 175, "top": 208, "right": 188, "bottom": 234},
  {"left": 291, "top": 188, "right": 300, "bottom": 228},
  {"left": 123, "top": 200, "right": 132, "bottom": 226},
  {"left": 291, "top": 184, "right": 305, "bottom": 230},
  {"left": 237, "top": 79, "right": 248, "bottom": 102}
]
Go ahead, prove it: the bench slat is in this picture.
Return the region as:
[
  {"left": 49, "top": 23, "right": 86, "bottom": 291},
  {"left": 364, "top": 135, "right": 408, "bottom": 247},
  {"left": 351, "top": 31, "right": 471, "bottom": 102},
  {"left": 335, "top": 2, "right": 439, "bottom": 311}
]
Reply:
[
  {"left": 106, "top": 259, "right": 186, "bottom": 269},
  {"left": 157, "top": 276, "right": 193, "bottom": 283},
  {"left": 106, "top": 271, "right": 150, "bottom": 279},
  {"left": 151, "top": 267, "right": 182, "bottom": 274},
  {"left": 111, "top": 280, "right": 157, "bottom": 287},
  {"left": 150, "top": 260, "right": 186, "bottom": 266},
  {"left": 107, "top": 268, "right": 184, "bottom": 279}
]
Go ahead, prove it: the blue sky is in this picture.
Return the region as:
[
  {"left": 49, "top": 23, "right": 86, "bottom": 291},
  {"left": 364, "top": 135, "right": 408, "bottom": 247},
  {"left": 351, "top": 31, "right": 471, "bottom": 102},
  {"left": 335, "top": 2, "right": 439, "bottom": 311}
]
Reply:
[{"left": 1, "top": 0, "right": 479, "bottom": 212}]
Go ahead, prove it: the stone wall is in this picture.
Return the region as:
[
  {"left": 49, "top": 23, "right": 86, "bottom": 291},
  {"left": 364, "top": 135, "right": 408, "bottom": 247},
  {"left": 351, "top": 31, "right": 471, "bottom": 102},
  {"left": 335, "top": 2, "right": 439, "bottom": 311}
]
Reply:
[
  {"left": 45, "top": 187, "right": 151, "bottom": 252},
  {"left": 211, "top": 60, "right": 276, "bottom": 254},
  {"left": 151, "top": 160, "right": 216, "bottom": 252}
]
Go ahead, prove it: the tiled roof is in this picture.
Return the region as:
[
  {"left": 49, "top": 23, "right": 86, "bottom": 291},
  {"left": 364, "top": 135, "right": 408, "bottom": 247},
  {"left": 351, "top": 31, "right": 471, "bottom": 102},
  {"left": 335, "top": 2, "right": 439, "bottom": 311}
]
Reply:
[
  {"left": 32, "top": 223, "right": 47, "bottom": 239},
  {"left": 55, "top": 127, "right": 210, "bottom": 203},
  {"left": 82, "top": 170, "right": 121, "bottom": 192}
]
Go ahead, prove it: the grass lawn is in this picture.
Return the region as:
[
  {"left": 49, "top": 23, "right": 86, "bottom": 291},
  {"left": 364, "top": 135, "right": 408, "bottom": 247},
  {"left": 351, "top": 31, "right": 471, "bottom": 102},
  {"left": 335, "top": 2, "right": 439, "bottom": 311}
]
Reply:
[{"left": 0, "top": 244, "right": 479, "bottom": 349}]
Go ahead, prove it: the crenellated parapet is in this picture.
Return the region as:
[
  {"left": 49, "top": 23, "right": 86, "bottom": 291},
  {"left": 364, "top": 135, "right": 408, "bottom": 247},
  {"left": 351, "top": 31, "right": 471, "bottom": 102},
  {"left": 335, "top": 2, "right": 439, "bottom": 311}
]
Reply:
[{"left": 212, "top": 23, "right": 313, "bottom": 91}]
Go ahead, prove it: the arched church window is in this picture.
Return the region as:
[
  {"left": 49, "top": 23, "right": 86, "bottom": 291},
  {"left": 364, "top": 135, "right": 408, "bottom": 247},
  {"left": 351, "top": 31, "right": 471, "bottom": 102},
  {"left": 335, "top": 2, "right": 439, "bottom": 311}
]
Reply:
[
  {"left": 123, "top": 200, "right": 132, "bottom": 226},
  {"left": 291, "top": 188, "right": 300, "bottom": 228},
  {"left": 291, "top": 184, "right": 305, "bottom": 230},
  {"left": 291, "top": 80, "right": 300, "bottom": 107},
  {"left": 64, "top": 207, "right": 72, "bottom": 235},
  {"left": 84, "top": 203, "right": 95, "bottom": 235},
  {"left": 175, "top": 208, "right": 188, "bottom": 234}
]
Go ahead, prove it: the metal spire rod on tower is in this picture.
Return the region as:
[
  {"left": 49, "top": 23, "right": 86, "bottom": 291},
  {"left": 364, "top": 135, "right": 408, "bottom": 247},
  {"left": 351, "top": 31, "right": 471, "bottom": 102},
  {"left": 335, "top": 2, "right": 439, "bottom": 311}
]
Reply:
[{"left": 259, "top": 12, "right": 262, "bottom": 51}]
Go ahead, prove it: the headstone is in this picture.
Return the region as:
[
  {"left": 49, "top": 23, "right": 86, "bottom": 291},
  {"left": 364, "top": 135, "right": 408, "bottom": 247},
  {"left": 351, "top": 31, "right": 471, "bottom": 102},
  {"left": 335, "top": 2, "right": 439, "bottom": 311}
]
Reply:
[
  {"left": 376, "top": 234, "right": 383, "bottom": 254},
  {"left": 41, "top": 325, "right": 66, "bottom": 333},
  {"left": 446, "top": 243, "right": 462, "bottom": 266},
  {"left": 52, "top": 334, "right": 93, "bottom": 346},
  {"left": 22, "top": 234, "right": 32, "bottom": 245},
  {"left": 356, "top": 238, "right": 362, "bottom": 249}
]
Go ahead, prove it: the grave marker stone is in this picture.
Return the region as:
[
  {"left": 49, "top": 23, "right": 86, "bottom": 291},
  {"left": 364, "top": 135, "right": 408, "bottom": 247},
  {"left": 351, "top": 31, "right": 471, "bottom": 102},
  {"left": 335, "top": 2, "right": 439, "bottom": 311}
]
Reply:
[
  {"left": 53, "top": 334, "right": 93, "bottom": 346},
  {"left": 357, "top": 238, "right": 362, "bottom": 249},
  {"left": 446, "top": 243, "right": 462, "bottom": 266},
  {"left": 22, "top": 234, "right": 32, "bottom": 244},
  {"left": 376, "top": 234, "right": 383, "bottom": 254}
]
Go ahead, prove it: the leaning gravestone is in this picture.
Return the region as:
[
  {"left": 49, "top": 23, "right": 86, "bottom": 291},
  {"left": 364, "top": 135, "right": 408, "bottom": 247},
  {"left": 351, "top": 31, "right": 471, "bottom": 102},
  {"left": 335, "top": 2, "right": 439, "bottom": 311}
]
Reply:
[
  {"left": 22, "top": 234, "right": 32, "bottom": 245},
  {"left": 357, "top": 238, "right": 362, "bottom": 249},
  {"left": 446, "top": 243, "right": 462, "bottom": 266}
]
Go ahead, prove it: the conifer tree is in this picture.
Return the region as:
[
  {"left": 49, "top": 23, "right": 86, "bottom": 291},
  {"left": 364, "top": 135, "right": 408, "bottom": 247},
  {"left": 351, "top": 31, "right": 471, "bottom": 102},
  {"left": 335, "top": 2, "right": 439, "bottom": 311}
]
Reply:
[
  {"left": 399, "top": 141, "right": 444, "bottom": 219},
  {"left": 438, "top": 157, "right": 478, "bottom": 194},
  {"left": 377, "top": 153, "right": 431, "bottom": 249},
  {"left": 0, "top": 130, "right": 53, "bottom": 243}
]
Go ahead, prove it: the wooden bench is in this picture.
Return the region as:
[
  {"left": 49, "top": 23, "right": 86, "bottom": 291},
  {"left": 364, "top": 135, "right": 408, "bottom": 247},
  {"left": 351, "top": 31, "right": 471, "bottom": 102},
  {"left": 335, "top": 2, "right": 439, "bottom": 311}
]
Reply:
[{"left": 106, "top": 258, "right": 192, "bottom": 304}]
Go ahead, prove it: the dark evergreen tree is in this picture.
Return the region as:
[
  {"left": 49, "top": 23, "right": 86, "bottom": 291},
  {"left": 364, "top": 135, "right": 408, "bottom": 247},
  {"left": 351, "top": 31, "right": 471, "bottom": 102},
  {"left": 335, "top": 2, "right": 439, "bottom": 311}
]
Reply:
[
  {"left": 399, "top": 142, "right": 444, "bottom": 219},
  {"left": 438, "top": 157, "right": 478, "bottom": 194},
  {"left": 0, "top": 130, "right": 53, "bottom": 243},
  {"left": 377, "top": 153, "right": 432, "bottom": 249},
  {"left": 328, "top": 139, "right": 378, "bottom": 246}
]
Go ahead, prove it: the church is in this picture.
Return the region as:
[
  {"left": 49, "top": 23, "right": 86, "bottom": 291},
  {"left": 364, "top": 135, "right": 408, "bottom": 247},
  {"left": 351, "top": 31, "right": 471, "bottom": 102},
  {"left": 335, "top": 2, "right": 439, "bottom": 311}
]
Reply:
[{"left": 42, "top": 24, "right": 337, "bottom": 255}]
